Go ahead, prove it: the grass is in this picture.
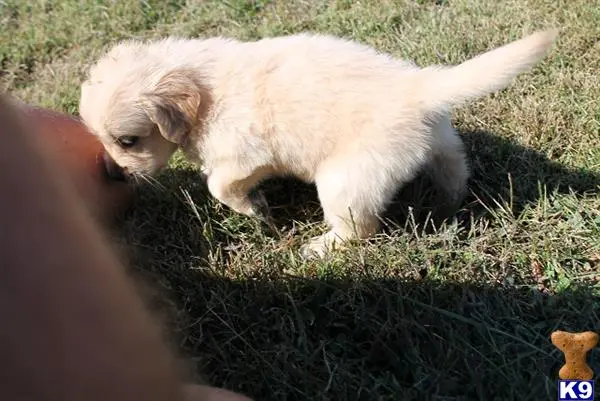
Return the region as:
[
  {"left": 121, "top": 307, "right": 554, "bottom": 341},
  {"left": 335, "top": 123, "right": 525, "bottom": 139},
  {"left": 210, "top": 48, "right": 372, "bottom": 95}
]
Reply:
[{"left": 2, "top": 0, "right": 599, "bottom": 399}]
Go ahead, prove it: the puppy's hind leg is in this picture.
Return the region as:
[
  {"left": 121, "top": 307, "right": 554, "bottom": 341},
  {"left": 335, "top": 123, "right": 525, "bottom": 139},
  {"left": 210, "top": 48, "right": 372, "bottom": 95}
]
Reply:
[{"left": 428, "top": 118, "right": 470, "bottom": 212}]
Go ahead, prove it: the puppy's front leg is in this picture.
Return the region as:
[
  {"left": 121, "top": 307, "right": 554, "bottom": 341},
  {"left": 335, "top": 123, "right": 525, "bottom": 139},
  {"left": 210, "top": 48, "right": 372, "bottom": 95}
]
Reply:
[{"left": 206, "top": 168, "right": 270, "bottom": 220}]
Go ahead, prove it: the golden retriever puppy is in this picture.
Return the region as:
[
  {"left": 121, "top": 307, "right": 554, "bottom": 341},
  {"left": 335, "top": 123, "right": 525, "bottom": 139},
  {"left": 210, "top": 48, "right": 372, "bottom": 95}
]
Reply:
[{"left": 79, "top": 30, "right": 558, "bottom": 257}]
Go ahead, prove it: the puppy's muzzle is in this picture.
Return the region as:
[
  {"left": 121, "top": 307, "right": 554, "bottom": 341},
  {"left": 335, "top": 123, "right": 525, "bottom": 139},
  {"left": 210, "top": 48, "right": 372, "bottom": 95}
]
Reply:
[{"left": 102, "top": 152, "right": 128, "bottom": 182}]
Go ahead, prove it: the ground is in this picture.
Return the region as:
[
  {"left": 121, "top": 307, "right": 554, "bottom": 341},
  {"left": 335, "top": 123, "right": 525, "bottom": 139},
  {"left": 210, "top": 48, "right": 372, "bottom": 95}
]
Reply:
[{"left": 1, "top": 0, "right": 599, "bottom": 400}]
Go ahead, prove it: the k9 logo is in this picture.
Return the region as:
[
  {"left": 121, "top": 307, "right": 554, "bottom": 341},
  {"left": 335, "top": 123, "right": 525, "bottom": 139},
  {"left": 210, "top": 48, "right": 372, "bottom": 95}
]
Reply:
[{"left": 558, "top": 380, "right": 595, "bottom": 401}]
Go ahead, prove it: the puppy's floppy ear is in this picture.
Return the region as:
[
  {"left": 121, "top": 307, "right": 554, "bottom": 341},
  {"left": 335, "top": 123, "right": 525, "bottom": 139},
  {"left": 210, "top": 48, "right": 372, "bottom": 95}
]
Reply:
[{"left": 140, "top": 68, "right": 203, "bottom": 144}]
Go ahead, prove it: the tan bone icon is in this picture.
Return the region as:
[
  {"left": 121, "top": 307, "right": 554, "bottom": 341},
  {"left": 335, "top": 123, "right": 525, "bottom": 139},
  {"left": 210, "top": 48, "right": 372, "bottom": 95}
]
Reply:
[{"left": 551, "top": 330, "right": 598, "bottom": 380}]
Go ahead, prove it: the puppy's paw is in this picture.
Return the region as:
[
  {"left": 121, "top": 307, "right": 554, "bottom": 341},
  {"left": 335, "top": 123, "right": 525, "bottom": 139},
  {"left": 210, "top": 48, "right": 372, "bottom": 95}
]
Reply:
[
  {"left": 299, "top": 243, "right": 323, "bottom": 259},
  {"left": 299, "top": 233, "right": 338, "bottom": 259}
]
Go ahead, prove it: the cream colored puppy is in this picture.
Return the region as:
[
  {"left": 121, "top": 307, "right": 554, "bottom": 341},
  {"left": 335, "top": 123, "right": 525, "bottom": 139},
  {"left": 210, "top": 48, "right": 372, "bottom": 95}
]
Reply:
[{"left": 79, "top": 30, "right": 558, "bottom": 258}]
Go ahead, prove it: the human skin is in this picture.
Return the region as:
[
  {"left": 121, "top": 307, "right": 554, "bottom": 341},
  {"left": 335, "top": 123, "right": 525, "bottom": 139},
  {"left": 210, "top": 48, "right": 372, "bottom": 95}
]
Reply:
[{"left": 0, "top": 93, "right": 250, "bottom": 401}]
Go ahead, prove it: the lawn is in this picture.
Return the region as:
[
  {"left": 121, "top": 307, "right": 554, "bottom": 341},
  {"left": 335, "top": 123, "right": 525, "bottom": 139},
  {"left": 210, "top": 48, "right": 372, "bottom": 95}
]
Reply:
[{"left": 1, "top": 0, "right": 599, "bottom": 400}]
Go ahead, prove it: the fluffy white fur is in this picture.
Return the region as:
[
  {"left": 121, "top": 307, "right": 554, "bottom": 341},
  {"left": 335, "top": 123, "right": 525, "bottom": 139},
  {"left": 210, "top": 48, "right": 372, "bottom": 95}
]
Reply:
[{"left": 79, "top": 30, "right": 558, "bottom": 257}]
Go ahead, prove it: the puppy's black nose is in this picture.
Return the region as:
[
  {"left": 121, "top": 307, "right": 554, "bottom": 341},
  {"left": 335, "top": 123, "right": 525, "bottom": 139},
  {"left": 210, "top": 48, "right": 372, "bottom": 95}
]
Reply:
[{"left": 102, "top": 152, "right": 128, "bottom": 182}]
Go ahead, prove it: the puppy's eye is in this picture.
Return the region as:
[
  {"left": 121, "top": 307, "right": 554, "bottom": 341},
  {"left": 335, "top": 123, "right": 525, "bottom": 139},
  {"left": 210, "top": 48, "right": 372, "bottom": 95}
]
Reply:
[{"left": 116, "top": 136, "right": 139, "bottom": 149}]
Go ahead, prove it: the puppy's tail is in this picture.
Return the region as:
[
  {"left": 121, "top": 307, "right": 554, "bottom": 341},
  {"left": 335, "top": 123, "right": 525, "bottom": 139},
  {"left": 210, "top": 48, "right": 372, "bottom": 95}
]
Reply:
[{"left": 414, "top": 29, "right": 558, "bottom": 112}]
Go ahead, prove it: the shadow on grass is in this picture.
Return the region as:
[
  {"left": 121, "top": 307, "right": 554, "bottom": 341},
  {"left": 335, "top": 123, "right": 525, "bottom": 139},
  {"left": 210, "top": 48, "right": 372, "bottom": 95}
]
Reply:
[
  {"left": 459, "top": 129, "right": 600, "bottom": 213},
  {"left": 134, "top": 264, "right": 600, "bottom": 401},
  {"left": 374, "top": 128, "right": 600, "bottom": 234},
  {"left": 109, "top": 129, "right": 599, "bottom": 400}
]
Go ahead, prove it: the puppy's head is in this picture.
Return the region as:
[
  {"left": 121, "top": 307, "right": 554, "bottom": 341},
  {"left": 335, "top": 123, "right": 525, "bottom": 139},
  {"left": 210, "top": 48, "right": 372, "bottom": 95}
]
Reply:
[{"left": 80, "top": 52, "right": 205, "bottom": 180}]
